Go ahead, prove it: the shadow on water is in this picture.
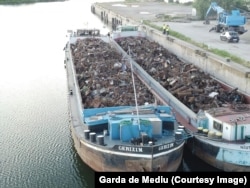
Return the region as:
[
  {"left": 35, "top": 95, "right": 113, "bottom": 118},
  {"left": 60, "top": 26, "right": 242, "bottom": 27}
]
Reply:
[
  {"left": 75, "top": 155, "right": 95, "bottom": 188},
  {"left": 71, "top": 140, "right": 95, "bottom": 188},
  {"left": 178, "top": 145, "right": 222, "bottom": 172}
]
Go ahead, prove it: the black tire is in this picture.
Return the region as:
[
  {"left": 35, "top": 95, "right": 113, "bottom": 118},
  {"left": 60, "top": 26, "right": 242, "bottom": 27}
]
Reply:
[{"left": 216, "top": 25, "right": 221, "bottom": 32}]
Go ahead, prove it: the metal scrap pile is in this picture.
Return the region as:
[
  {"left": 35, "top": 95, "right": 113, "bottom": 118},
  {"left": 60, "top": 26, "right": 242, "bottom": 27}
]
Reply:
[
  {"left": 115, "top": 37, "right": 244, "bottom": 113},
  {"left": 70, "top": 38, "right": 155, "bottom": 108}
]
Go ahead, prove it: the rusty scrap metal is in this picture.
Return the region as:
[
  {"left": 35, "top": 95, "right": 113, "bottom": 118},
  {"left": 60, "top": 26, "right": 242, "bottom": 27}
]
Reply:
[
  {"left": 70, "top": 38, "right": 155, "bottom": 108},
  {"left": 115, "top": 37, "right": 244, "bottom": 113},
  {"left": 70, "top": 37, "right": 244, "bottom": 113}
]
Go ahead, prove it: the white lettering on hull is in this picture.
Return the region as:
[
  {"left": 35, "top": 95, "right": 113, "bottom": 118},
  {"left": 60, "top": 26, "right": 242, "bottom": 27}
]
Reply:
[
  {"left": 240, "top": 145, "right": 250, "bottom": 150},
  {"left": 158, "top": 143, "right": 174, "bottom": 151},
  {"left": 118, "top": 146, "right": 143, "bottom": 152},
  {"left": 117, "top": 142, "right": 176, "bottom": 153}
]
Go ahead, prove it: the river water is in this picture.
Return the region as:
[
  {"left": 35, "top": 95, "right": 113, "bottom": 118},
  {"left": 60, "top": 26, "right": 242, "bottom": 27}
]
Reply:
[
  {"left": 0, "top": 0, "right": 219, "bottom": 188},
  {"left": 0, "top": 0, "right": 113, "bottom": 187}
]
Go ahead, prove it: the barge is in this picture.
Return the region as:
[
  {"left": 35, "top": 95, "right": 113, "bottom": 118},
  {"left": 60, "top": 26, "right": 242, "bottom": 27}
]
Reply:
[
  {"left": 64, "top": 28, "right": 190, "bottom": 172},
  {"left": 110, "top": 25, "right": 250, "bottom": 171}
]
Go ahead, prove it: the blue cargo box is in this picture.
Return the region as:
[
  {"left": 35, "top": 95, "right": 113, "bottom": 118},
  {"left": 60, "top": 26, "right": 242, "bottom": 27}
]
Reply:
[
  {"left": 120, "top": 121, "right": 140, "bottom": 142},
  {"left": 139, "top": 124, "right": 152, "bottom": 137},
  {"left": 109, "top": 119, "right": 121, "bottom": 140}
]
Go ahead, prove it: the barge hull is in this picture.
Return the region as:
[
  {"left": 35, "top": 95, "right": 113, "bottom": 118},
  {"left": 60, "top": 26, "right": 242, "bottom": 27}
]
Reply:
[
  {"left": 186, "top": 137, "right": 250, "bottom": 171},
  {"left": 71, "top": 125, "right": 184, "bottom": 172}
]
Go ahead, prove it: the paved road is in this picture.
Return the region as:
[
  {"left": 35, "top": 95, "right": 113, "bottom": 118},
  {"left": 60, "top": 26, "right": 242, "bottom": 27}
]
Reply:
[
  {"left": 98, "top": 2, "right": 250, "bottom": 62},
  {"left": 158, "top": 21, "right": 250, "bottom": 63}
]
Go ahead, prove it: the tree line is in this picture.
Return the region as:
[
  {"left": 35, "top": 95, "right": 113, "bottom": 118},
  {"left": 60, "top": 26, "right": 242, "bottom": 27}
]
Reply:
[
  {"left": 193, "top": 0, "right": 250, "bottom": 19},
  {"left": 0, "top": 0, "right": 65, "bottom": 5}
]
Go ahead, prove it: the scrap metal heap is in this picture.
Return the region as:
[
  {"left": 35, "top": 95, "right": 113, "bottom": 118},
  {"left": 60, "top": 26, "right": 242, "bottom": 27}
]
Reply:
[
  {"left": 70, "top": 37, "right": 244, "bottom": 113},
  {"left": 70, "top": 38, "right": 155, "bottom": 108},
  {"left": 115, "top": 36, "right": 244, "bottom": 113}
]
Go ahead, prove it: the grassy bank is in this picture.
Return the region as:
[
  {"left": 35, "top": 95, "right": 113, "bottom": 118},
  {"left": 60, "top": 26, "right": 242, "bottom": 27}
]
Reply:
[{"left": 0, "top": 0, "right": 65, "bottom": 5}]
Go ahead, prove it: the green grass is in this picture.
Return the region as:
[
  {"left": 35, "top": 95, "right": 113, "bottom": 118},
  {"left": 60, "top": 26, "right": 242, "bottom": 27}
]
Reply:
[{"left": 143, "top": 20, "right": 250, "bottom": 68}]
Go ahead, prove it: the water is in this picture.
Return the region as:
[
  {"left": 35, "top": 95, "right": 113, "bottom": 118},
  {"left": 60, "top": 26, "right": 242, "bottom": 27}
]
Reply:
[
  {"left": 0, "top": 1, "right": 219, "bottom": 187},
  {"left": 0, "top": 0, "right": 115, "bottom": 187}
]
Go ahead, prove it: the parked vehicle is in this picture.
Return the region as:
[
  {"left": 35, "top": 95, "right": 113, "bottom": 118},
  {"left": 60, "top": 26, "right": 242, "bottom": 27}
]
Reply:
[{"left": 220, "top": 31, "right": 239, "bottom": 43}]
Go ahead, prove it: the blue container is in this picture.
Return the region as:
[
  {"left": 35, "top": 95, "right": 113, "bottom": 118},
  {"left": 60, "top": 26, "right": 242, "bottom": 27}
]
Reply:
[
  {"left": 140, "top": 124, "right": 152, "bottom": 137},
  {"left": 120, "top": 122, "right": 139, "bottom": 142},
  {"left": 109, "top": 119, "right": 121, "bottom": 140}
]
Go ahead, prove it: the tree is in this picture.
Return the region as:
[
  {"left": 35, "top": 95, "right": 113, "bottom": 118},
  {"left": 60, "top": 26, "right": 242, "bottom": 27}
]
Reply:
[
  {"left": 193, "top": 0, "right": 248, "bottom": 20},
  {"left": 193, "top": 0, "right": 210, "bottom": 19}
]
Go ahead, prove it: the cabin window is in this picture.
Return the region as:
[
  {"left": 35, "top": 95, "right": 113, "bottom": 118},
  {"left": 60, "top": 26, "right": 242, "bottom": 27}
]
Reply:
[
  {"left": 213, "top": 121, "right": 223, "bottom": 131},
  {"left": 162, "top": 121, "right": 174, "bottom": 131}
]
